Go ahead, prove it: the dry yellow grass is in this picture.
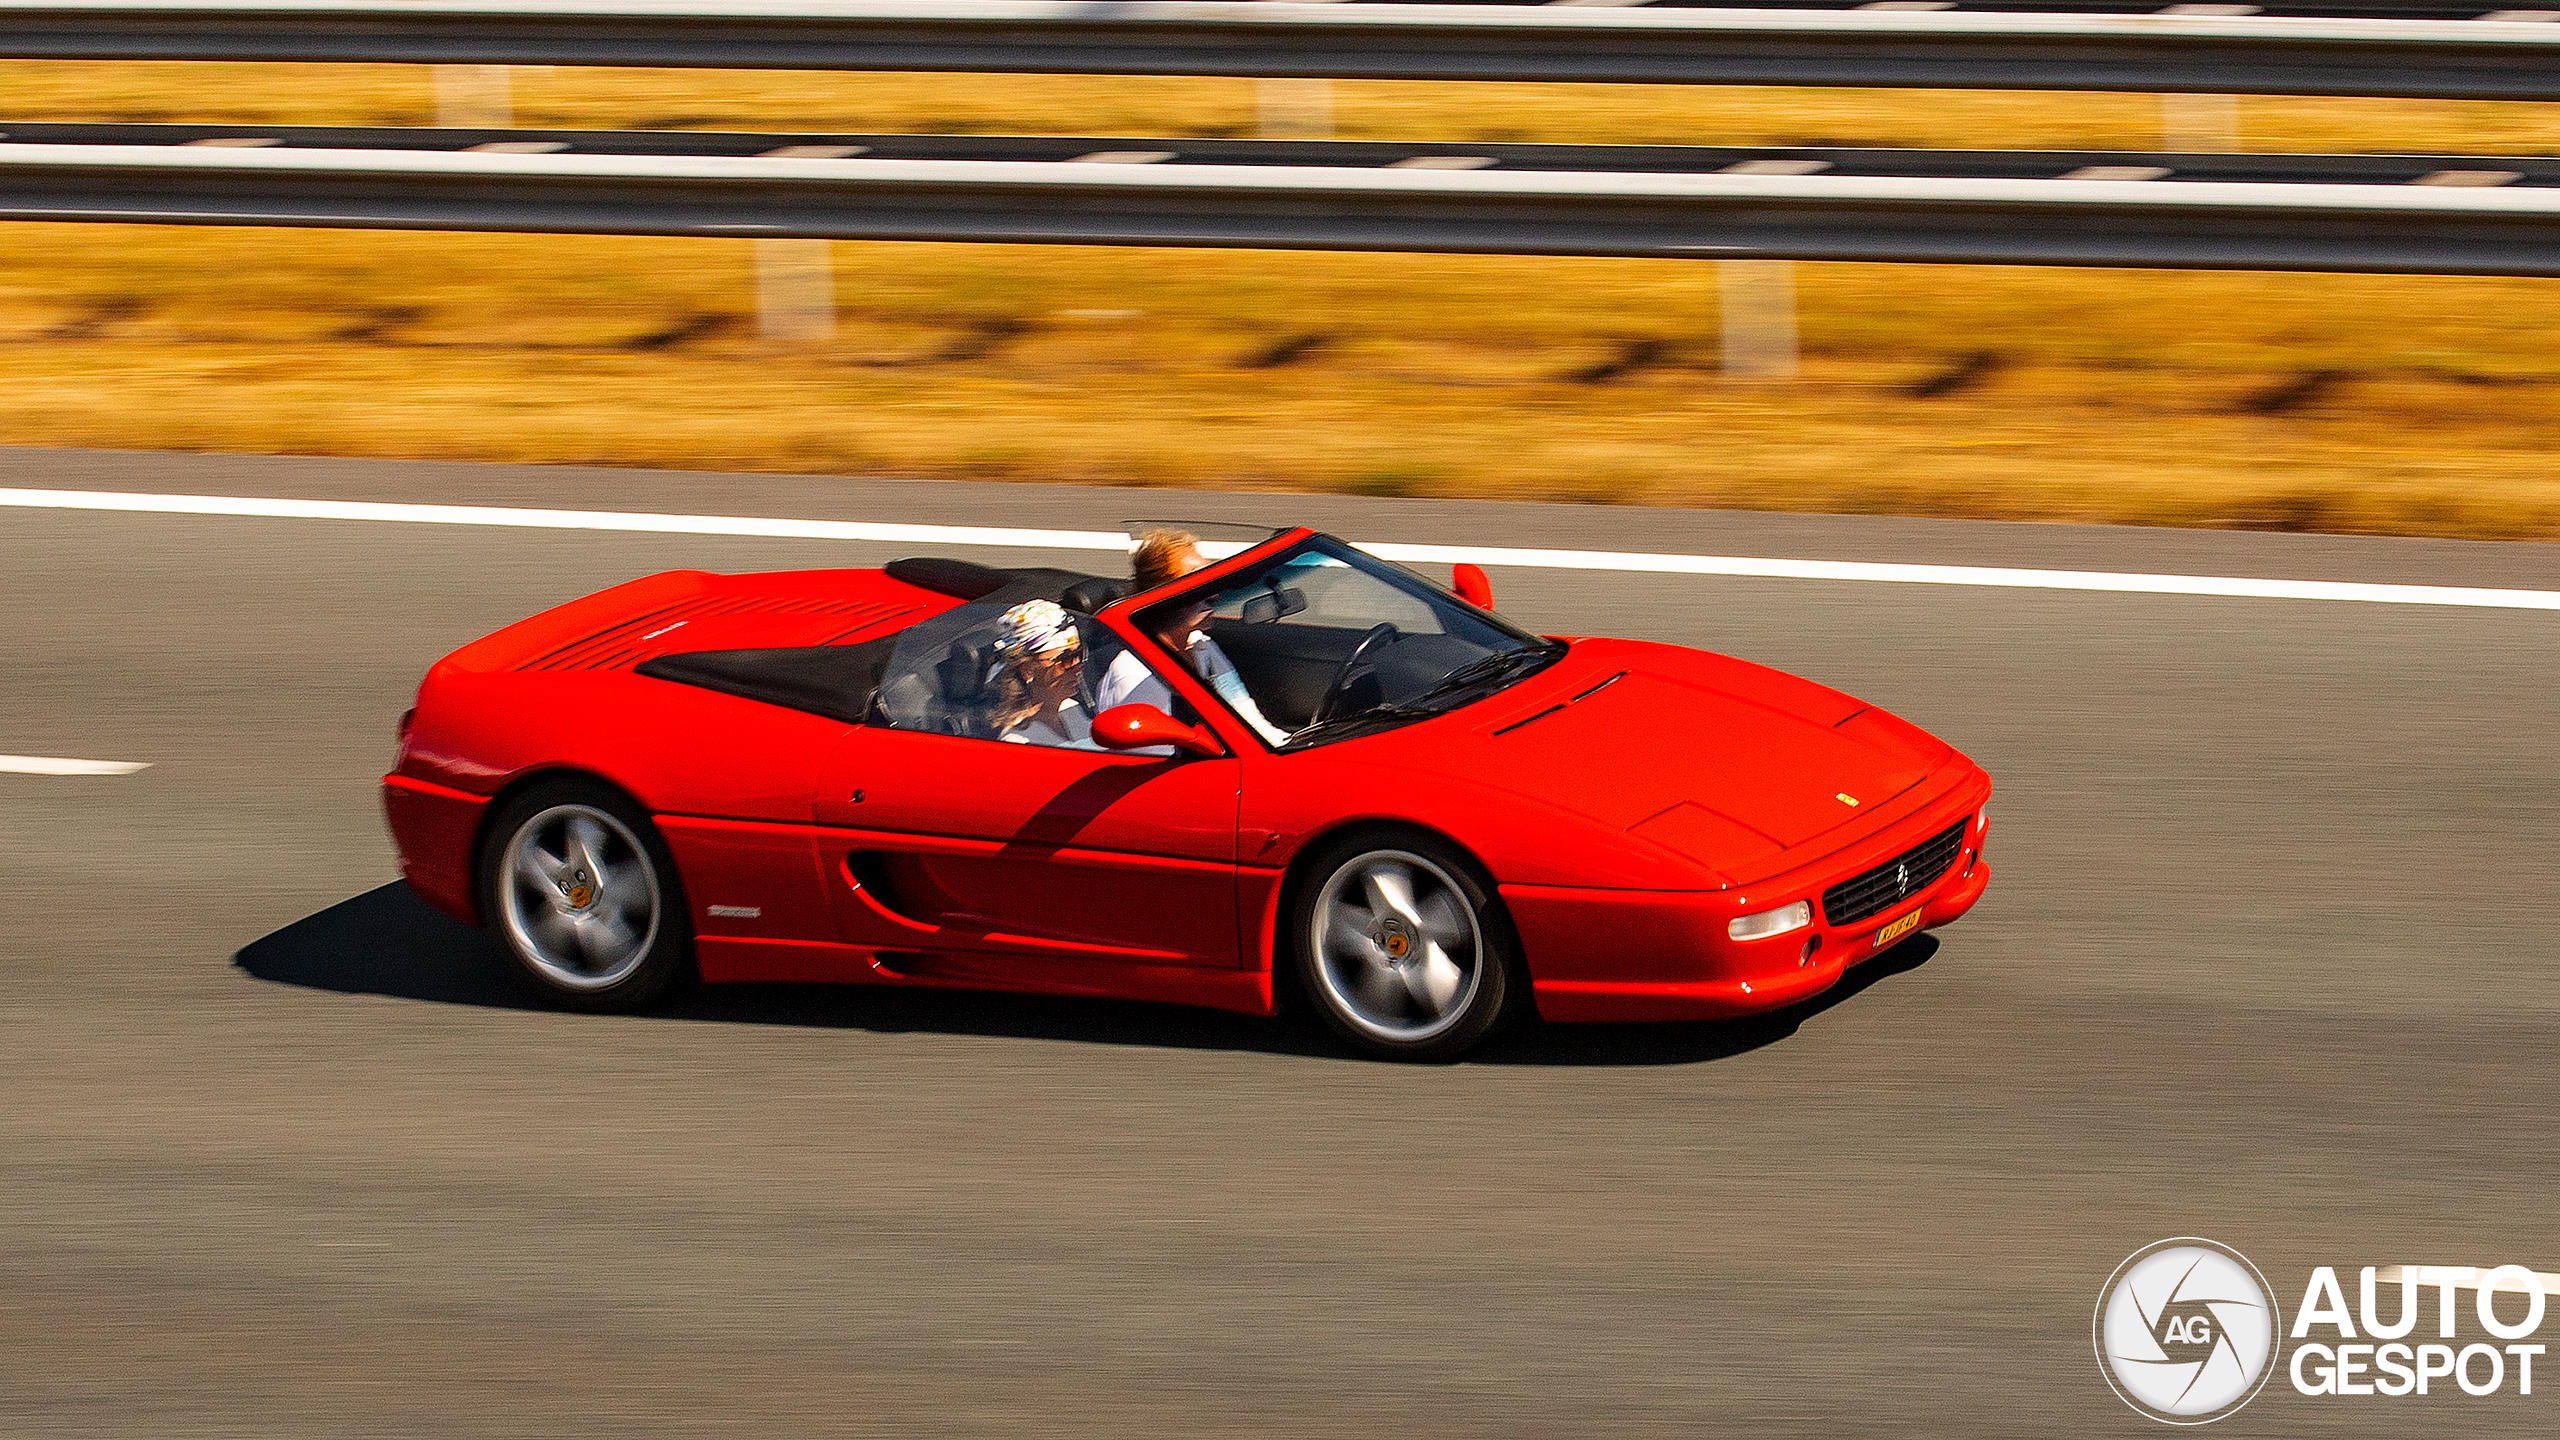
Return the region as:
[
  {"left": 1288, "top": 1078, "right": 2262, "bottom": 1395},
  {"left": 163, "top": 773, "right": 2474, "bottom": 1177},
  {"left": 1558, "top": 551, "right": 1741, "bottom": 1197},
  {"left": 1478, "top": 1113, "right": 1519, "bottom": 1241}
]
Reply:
[
  {"left": 3, "top": 61, "right": 2559, "bottom": 538},
  {"left": 19, "top": 59, "right": 2560, "bottom": 153}
]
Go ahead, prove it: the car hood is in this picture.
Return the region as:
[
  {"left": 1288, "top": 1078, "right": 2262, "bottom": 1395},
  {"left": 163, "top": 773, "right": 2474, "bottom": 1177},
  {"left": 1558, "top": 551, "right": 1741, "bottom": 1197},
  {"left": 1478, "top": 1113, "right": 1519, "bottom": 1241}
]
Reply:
[{"left": 1455, "top": 640, "right": 1950, "bottom": 879}]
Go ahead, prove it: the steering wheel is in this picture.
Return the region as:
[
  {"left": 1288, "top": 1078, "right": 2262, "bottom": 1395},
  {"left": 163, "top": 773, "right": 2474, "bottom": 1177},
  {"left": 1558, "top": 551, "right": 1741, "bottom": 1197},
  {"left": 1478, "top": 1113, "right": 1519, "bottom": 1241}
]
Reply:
[{"left": 1310, "top": 623, "right": 1398, "bottom": 727}]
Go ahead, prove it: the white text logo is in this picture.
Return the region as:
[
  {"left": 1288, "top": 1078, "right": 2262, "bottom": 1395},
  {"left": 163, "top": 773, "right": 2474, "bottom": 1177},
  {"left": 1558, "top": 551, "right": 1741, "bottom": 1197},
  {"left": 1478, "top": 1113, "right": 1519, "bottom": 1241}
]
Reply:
[{"left": 2289, "top": 1265, "right": 2545, "bottom": 1399}]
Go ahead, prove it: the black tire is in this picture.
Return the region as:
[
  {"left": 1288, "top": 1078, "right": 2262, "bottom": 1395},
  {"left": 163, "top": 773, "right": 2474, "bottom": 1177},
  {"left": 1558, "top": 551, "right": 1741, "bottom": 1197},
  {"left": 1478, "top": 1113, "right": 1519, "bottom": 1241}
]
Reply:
[
  {"left": 477, "top": 777, "right": 695, "bottom": 1012},
  {"left": 1287, "top": 828, "right": 1521, "bottom": 1062}
]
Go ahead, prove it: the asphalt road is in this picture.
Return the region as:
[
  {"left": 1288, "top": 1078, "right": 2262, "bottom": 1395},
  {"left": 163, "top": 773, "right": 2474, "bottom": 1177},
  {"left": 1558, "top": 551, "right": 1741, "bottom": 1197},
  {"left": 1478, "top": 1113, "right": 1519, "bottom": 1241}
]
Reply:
[{"left": 3, "top": 445, "right": 2554, "bottom": 1438}]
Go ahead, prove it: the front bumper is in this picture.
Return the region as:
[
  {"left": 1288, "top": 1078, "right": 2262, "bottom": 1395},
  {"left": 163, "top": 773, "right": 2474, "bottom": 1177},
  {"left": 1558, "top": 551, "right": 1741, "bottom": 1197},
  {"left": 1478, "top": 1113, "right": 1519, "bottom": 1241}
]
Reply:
[{"left": 1504, "top": 777, "right": 1991, "bottom": 1024}]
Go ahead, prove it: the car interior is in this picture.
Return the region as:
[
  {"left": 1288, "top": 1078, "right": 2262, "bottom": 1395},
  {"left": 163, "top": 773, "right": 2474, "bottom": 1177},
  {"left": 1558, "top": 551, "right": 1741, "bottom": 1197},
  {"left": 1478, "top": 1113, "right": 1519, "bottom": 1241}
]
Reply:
[
  {"left": 637, "top": 550, "right": 1500, "bottom": 741},
  {"left": 1199, "top": 618, "right": 1478, "bottom": 731}
]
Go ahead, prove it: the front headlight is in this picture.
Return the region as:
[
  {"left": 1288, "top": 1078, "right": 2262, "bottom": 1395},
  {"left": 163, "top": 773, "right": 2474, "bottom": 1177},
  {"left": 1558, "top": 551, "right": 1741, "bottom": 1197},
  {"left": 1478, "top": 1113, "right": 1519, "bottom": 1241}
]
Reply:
[{"left": 1728, "top": 900, "right": 1812, "bottom": 941}]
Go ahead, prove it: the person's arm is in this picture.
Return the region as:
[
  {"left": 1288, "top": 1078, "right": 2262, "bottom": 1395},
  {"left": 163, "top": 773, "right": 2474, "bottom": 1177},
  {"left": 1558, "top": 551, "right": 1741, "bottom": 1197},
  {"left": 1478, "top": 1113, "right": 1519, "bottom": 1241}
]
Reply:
[{"left": 1190, "top": 637, "right": 1292, "bottom": 746}]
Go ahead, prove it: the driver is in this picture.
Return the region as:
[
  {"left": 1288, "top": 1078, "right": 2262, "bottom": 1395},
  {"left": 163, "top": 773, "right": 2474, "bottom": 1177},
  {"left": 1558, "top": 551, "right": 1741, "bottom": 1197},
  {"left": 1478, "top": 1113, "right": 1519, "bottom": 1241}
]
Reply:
[
  {"left": 988, "top": 600, "right": 1096, "bottom": 748},
  {"left": 1099, "top": 530, "right": 1291, "bottom": 745}
]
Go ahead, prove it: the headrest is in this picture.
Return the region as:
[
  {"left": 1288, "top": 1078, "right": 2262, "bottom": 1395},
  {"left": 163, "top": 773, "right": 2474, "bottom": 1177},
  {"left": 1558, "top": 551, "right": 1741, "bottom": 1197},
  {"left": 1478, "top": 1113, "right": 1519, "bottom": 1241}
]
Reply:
[
  {"left": 1060, "top": 576, "right": 1130, "bottom": 615},
  {"left": 937, "top": 634, "right": 994, "bottom": 704}
]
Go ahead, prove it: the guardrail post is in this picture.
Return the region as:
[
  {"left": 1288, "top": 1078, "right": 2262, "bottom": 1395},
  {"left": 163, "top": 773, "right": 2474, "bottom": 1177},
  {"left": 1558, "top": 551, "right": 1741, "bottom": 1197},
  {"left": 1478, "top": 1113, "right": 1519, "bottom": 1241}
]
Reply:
[
  {"left": 432, "top": 64, "right": 513, "bottom": 128},
  {"left": 1256, "top": 78, "right": 1334, "bottom": 138},
  {"left": 2160, "top": 92, "right": 2239, "bottom": 151},
  {"left": 754, "top": 238, "right": 836, "bottom": 341},
  {"left": 1719, "top": 260, "right": 1797, "bottom": 380}
]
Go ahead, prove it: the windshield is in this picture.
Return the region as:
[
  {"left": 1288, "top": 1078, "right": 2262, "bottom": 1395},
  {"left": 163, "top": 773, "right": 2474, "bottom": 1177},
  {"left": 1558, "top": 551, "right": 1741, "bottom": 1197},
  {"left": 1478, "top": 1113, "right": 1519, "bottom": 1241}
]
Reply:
[{"left": 1133, "top": 537, "right": 1562, "bottom": 750}]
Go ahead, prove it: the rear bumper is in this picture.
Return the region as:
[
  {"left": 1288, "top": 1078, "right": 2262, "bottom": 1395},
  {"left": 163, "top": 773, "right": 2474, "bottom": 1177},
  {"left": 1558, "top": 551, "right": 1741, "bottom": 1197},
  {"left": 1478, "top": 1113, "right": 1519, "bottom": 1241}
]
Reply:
[
  {"left": 382, "top": 772, "right": 488, "bottom": 925},
  {"left": 1506, "top": 775, "right": 1991, "bottom": 1024}
]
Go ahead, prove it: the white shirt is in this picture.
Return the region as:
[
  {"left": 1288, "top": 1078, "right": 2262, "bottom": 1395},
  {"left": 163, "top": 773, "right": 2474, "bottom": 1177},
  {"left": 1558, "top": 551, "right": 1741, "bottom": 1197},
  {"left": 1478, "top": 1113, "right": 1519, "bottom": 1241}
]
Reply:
[
  {"left": 999, "top": 698, "right": 1094, "bottom": 749},
  {"left": 1096, "top": 649, "right": 1176, "bottom": 718}
]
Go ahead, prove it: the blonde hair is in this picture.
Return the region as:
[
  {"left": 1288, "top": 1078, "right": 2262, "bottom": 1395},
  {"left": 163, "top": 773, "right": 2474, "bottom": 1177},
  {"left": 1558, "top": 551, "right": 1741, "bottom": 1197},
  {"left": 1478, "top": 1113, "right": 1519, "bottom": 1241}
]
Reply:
[
  {"left": 1130, "top": 528, "right": 1202, "bottom": 593},
  {"left": 988, "top": 638, "right": 1079, "bottom": 735}
]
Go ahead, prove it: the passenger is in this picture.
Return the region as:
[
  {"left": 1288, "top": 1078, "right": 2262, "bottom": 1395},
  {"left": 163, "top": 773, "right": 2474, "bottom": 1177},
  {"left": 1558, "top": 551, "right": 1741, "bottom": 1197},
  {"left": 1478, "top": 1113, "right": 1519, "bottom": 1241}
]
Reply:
[
  {"left": 1098, "top": 529, "right": 1292, "bottom": 746},
  {"left": 988, "top": 600, "right": 1095, "bottom": 748}
]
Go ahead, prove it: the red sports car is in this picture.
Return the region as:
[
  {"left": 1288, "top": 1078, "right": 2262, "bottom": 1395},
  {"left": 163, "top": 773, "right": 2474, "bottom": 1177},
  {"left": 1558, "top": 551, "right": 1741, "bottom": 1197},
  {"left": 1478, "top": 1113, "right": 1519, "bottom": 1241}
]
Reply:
[{"left": 382, "top": 524, "right": 1990, "bottom": 1060}]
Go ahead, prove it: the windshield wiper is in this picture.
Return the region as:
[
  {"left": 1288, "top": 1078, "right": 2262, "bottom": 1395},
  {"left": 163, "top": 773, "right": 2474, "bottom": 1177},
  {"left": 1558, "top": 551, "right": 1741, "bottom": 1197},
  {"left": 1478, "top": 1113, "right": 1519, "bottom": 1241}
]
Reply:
[
  {"left": 1416, "top": 646, "right": 1559, "bottom": 706},
  {"left": 1281, "top": 648, "right": 1566, "bottom": 748},
  {"left": 1279, "top": 703, "right": 1439, "bottom": 749}
]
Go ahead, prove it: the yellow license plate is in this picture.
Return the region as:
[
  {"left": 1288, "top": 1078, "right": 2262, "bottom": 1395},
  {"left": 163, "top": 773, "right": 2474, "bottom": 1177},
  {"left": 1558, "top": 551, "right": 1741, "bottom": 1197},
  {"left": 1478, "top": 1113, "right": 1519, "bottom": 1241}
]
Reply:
[{"left": 1873, "top": 909, "right": 1925, "bottom": 949}]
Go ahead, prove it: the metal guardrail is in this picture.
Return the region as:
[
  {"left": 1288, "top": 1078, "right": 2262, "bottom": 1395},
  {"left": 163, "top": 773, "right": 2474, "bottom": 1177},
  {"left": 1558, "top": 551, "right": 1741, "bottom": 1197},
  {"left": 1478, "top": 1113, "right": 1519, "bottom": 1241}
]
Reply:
[
  {"left": 6, "top": 134, "right": 2560, "bottom": 274},
  {"left": 10, "top": 0, "right": 2560, "bottom": 99}
]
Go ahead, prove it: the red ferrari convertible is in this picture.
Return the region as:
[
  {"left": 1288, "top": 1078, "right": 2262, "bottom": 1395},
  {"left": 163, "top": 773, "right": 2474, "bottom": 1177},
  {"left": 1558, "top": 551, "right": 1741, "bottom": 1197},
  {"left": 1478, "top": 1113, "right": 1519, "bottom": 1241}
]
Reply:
[{"left": 383, "top": 524, "right": 1990, "bottom": 1060}]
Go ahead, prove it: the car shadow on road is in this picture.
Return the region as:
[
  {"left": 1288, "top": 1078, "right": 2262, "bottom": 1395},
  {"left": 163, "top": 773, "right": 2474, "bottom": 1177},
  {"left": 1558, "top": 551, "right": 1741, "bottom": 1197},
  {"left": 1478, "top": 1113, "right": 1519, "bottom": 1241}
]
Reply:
[{"left": 235, "top": 882, "right": 1937, "bottom": 1068}]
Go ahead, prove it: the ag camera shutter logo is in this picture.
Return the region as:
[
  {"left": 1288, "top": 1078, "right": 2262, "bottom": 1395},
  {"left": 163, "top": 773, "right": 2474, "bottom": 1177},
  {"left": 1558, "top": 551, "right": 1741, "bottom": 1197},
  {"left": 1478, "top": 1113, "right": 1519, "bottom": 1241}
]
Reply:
[{"left": 2095, "top": 1238, "right": 2282, "bottom": 1424}]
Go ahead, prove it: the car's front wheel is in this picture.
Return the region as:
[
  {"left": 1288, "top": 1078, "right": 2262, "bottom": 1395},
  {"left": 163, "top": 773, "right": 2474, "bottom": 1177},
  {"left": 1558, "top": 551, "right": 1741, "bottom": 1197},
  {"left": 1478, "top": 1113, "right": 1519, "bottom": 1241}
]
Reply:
[
  {"left": 480, "top": 778, "right": 694, "bottom": 1011},
  {"left": 1290, "top": 831, "right": 1520, "bottom": 1062}
]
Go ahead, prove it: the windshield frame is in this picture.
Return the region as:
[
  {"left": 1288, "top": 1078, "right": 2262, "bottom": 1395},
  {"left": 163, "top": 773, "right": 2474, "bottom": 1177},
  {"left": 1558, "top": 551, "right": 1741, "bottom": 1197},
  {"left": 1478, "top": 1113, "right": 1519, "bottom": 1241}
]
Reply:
[{"left": 1115, "top": 533, "right": 1565, "bottom": 754}]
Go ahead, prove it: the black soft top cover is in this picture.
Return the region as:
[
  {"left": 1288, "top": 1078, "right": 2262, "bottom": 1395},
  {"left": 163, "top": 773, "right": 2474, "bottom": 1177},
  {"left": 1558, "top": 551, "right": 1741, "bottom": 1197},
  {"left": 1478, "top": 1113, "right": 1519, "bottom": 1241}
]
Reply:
[
  {"left": 633, "top": 558, "right": 1127, "bottom": 722},
  {"left": 885, "top": 556, "right": 1127, "bottom": 614},
  {"left": 634, "top": 636, "right": 898, "bottom": 726}
]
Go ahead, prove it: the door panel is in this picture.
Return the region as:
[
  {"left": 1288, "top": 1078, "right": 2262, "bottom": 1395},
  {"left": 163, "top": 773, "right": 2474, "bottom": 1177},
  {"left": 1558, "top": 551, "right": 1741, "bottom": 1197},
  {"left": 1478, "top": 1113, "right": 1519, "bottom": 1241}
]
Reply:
[
  {"left": 656, "top": 815, "right": 836, "bottom": 945},
  {"left": 815, "top": 728, "right": 1242, "bottom": 967}
]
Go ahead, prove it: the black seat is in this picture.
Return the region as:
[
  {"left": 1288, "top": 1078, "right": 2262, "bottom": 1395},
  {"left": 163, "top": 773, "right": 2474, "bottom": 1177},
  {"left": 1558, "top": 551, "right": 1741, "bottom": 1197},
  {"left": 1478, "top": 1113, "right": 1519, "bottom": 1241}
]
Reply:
[
  {"left": 933, "top": 635, "right": 996, "bottom": 736},
  {"left": 938, "top": 635, "right": 993, "bottom": 702}
]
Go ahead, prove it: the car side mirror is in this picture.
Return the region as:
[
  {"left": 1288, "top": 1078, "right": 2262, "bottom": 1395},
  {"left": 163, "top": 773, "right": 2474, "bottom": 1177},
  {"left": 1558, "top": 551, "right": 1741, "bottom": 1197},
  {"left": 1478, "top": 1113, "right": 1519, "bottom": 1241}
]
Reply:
[
  {"left": 1452, "top": 563, "right": 1493, "bottom": 610},
  {"left": 1092, "top": 704, "right": 1223, "bottom": 758}
]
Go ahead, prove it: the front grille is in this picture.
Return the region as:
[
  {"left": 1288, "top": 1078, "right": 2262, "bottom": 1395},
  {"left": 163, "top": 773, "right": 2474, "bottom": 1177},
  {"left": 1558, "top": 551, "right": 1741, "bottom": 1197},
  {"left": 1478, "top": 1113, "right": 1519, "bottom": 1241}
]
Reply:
[{"left": 1821, "top": 818, "right": 1970, "bottom": 928}]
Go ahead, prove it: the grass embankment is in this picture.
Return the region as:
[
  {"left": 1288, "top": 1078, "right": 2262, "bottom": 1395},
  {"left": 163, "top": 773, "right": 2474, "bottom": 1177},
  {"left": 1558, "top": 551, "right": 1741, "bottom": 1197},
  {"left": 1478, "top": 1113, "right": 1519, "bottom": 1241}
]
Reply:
[{"left": 4, "top": 61, "right": 2559, "bottom": 538}]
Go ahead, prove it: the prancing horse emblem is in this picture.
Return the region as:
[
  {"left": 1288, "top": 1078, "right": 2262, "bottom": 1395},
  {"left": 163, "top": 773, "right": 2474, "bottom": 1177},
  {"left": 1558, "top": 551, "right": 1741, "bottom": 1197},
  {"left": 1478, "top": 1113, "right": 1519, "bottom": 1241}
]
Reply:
[{"left": 1894, "top": 862, "right": 1911, "bottom": 897}]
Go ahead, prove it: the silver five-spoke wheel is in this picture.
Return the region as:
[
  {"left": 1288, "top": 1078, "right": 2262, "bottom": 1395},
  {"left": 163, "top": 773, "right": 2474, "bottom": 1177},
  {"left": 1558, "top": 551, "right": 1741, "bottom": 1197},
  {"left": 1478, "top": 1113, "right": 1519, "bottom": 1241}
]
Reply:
[
  {"left": 496, "top": 802, "right": 663, "bottom": 993},
  {"left": 1307, "top": 847, "right": 1491, "bottom": 1048}
]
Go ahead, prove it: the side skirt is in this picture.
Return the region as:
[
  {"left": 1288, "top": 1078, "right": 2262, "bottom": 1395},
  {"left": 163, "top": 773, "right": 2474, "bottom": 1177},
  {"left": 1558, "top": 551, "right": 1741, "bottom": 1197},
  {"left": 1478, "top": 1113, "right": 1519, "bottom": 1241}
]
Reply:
[{"left": 695, "top": 935, "right": 1275, "bottom": 1016}]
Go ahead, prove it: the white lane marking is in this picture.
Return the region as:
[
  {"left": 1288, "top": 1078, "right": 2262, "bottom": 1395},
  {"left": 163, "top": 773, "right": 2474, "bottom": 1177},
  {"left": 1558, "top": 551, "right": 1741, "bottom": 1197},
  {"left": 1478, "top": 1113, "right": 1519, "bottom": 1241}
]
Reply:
[
  {"left": 4, "top": 486, "right": 2557, "bottom": 611},
  {"left": 1357, "top": 540, "right": 2560, "bottom": 610},
  {"left": 0, "top": 486, "right": 1126, "bottom": 552},
  {"left": 0, "top": 753, "right": 151, "bottom": 775},
  {"left": 21, "top": 142, "right": 2560, "bottom": 219},
  {"left": 2379, "top": 1265, "right": 2560, "bottom": 1294}
]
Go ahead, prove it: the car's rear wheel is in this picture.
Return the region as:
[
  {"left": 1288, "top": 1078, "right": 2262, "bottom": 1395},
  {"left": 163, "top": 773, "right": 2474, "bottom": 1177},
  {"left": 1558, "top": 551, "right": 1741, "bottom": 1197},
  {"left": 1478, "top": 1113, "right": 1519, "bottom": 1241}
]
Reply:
[
  {"left": 1291, "top": 831, "right": 1519, "bottom": 1062},
  {"left": 480, "top": 778, "right": 693, "bottom": 1011}
]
